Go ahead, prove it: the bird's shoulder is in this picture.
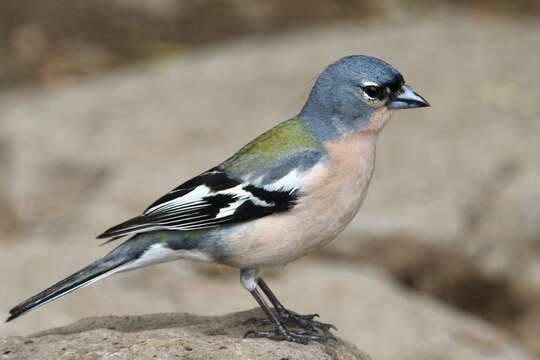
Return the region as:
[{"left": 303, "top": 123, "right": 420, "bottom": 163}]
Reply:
[{"left": 221, "top": 116, "right": 326, "bottom": 181}]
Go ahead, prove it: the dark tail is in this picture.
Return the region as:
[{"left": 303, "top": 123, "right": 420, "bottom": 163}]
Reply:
[{"left": 6, "top": 245, "right": 137, "bottom": 322}]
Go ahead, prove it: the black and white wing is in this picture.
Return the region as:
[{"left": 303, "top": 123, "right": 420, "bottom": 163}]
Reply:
[{"left": 97, "top": 168, "right": 299, "bottom": 240}]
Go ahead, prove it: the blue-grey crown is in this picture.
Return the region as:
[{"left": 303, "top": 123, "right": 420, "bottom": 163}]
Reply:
[{"left": 319, "top": 55, "right": 403, "bottom": 92}]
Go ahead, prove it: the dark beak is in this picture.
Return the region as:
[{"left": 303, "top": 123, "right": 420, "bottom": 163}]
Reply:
[{"left": 387, "top": 85, "right": 430, "bottom": 110}]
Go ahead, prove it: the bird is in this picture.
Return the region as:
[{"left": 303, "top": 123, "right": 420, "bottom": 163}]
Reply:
[{"left": 6, "top": 55, "right": 429, "bottom": 344}]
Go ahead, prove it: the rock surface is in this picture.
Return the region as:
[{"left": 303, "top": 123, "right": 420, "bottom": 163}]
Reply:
[{"left": 0, "top": 309, "right": 369, "bottom": 360}]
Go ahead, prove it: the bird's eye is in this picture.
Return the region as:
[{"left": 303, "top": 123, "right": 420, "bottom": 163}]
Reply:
[{"left": 362, "top": 85, "right": 387, "bottom": 101}]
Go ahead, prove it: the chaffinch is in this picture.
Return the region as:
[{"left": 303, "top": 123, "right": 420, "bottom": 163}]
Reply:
[{"left": 7, "top": 55, "right": 429, "bottom": 343}]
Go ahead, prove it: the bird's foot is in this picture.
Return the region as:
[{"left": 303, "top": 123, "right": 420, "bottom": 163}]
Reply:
[
  {"left": 243, "top": 309, "right": 336, "bottom": 335},
  {"left": 244, "top": 326, "right": 336, "bottom": 344},
  {"left": 276, "top": 309, "right": 337, "bottom": 333}
]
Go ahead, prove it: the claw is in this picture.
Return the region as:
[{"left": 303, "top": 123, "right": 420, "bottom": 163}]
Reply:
[
  {"left": 276, "top": 309, "right": 336, "bottom": 333},
  {"left": 298, "top": 313, "right": 319, "bottom": 320}
]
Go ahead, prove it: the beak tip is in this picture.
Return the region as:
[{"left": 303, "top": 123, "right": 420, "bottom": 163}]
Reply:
[
  {"left": 420, "top": 99, "right": 431, "bottom": 108},
  {"left": 417, "top": 93, "right": 430, "bottom": 108}
]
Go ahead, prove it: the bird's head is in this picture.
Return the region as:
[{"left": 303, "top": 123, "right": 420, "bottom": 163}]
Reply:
[{"left": 300, "top": 55, "right": 429, "bottom": 139}]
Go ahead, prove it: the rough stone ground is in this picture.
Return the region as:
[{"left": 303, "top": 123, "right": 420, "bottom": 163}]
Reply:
[
  {"left": 0, "top": 14, "right": 539, "bottom": 360},
  {"left": 0, "top": 309, "right": 371, "bottom": 360}
]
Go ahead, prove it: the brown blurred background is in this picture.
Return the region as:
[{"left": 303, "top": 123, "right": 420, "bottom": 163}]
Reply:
[{"left": 1, "top": 1, "right": 540, "bottom": 359}]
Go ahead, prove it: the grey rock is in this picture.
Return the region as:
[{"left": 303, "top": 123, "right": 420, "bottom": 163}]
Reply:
[{"left": 0, "top": 309, "right": 370, "bottom": 360}]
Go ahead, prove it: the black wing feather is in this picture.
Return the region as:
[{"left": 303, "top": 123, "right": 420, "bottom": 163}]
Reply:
[{"left": 97, "top": 168, "right": 298, "bottom": 240}]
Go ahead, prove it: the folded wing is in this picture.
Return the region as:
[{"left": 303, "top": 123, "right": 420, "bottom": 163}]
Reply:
[{"left": 97, "top": 168, "right": 299, "bottom": 240}]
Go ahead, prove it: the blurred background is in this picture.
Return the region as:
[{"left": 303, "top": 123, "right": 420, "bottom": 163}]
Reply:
[{"left": 1, "top": 1, "right": 540, "bottom": 359}]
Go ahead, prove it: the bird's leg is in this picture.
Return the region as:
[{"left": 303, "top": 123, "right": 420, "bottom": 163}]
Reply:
[
  {"left": 240, "top": 269, "right": 334, "bottom": 344},
  {"left": 257, "top": 278, "right": 336, "bottom": 332},
  {"left": 244, "top": 285, "right": 335, "bottom": 344}
]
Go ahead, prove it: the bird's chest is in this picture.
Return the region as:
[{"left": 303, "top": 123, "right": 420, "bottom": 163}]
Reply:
[
  {"left": 296, "top": 131, "right": 377, "bottom": 247},
  {"left": 218, "top": 126, "right": 381, "bottom": 269}
]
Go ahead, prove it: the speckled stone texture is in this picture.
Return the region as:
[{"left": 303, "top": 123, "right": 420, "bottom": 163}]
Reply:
[{"left": 0, "top": 309, "right": 370, "bottom": 360}]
